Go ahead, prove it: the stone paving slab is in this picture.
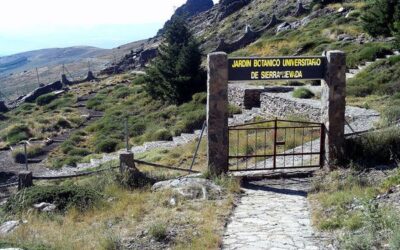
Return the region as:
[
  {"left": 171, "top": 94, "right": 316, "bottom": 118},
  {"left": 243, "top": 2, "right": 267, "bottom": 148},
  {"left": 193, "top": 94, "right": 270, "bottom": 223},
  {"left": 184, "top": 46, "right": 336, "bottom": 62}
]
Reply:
[{"left": 222, "top": 178, "right": 333, "bottom": 250}]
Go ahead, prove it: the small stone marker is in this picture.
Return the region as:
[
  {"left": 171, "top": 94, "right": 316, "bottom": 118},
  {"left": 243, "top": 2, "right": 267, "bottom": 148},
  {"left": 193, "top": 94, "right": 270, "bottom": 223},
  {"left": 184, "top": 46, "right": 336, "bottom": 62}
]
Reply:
[
  {"left": 119, "top": 152, "right": 137, "bottom": 173},
  {"left": 18, "top": 171, "right": 33, "bottom": 190}
]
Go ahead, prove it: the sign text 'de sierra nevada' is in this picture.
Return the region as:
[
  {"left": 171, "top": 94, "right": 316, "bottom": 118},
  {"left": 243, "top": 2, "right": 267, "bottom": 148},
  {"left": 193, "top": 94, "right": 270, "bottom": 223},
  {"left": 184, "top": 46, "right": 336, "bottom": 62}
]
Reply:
[{"left": 228, "top": 56, "right": 327, "bottom": 81}]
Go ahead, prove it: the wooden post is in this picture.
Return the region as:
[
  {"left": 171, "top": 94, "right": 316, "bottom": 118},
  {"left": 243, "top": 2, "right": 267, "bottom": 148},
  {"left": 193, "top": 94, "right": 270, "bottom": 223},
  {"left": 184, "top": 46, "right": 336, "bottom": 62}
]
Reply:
[
  {"left": 321, "top": 50, "right": 346, "bottom": 168},
  {"left": 119, "top": 152, "right": 137, "bottom": 174},
  {"left": 273, "top": 118, "right": 277, "bottom": 169},
  {"left": 207, "top": 52, "right": 229, "bottom": 175},
  {"left": 18, "top": 171, "right": 33, "bottom": 190}
]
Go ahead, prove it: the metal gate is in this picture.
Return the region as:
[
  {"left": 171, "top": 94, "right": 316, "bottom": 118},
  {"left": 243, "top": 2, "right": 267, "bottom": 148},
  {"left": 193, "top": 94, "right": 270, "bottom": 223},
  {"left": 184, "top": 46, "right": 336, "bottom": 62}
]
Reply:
[{"left": 228, "top": 118, "right": 325, "bottom": 172}]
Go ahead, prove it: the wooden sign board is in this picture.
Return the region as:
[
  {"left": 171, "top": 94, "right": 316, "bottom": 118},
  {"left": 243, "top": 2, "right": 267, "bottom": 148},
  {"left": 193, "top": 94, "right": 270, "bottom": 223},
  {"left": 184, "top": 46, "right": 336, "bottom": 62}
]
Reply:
[{"left": 228, "top": 56, "right": 326, "bottom": 81}]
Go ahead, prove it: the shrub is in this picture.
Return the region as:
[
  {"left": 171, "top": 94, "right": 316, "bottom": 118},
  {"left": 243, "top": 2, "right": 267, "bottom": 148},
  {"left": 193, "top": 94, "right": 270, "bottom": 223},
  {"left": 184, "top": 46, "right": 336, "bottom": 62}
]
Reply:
[
  {"left": 381, "top": 104, "right": 400, "bottom": 126},
  {"left": 96, "top": 139, "right": 119, "bottom": 153},
  {"left": 361, "top": 0, "right": 400, "bottom": 37},
  {"left": 44, "top": 95, "right": 75, "bottom": 111},
  {"left": 192, "top": 92, "right": 207, "bottom": 104},
  {"left": 68, "top": 147, "right": 91, "bottom": 157},
  {"left": 345, "top": 127, "right": 400, "bottom": 165},
  {"left": 55, "top": 117, "right": 72, "bottom": 129},
  {"left": 229, "top": 104, "right": 242, "bottom": 117},
  {"left": 51, "top": 155, "right": 83, "bottom": 169},
  {"left": 149, "top": 222, "right": 168, "bottom": 241},
  {"left": 292, "top": 88, "right": 315, "bottom": 99},
  {"left": 12, "top": 145, "right": 44, "bottom": 163},
  {"left": 36, "top": 93, "right": 57, "bottom": 106},
  {"left": 86, "top": 94, "right": 107, "bottom": 111},
  {"left": 153, "top": 128, "right": 173, "bottom": 141},
  {"left": 5, "top": 185, "right": 101, "bottom": 213},
  {"left": 3, "top": 124, "right": 31, "bottom": 144},
  {"left": 132, "top": 75, "right": 146, "bottom": 85},
  {"left": 174, "top": 110, "right": 206, "bottom": 134}
]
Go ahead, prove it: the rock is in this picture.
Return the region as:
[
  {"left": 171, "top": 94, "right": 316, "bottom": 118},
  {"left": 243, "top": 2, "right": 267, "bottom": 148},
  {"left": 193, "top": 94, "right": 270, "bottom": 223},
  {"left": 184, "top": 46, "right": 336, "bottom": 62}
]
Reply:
[
  {"left": 337, "top": 7, "right": 345, "bottom": 13},
  {"left": 21, "top": 81, "right": 63, "bottom": 103},
  {"left": 0, "top": 221, "right": 20, "bottom": 235},
  {"left": 169, "top": 197, "right": 177, "bottom": 206},
  {"left": 152, "top": 177, "right": 223, "bottom": 200},
  {"left": 33, "top": 202, "right": 57, "bottom": 212},
  {"left": 337, "top": 34, "right": 354, "bottom": 42},
  {"left": 0, "top": 101, "right": 9, "bottom": 113},
  {"left": 276, "top": 22, "right": 291, "bottom": 33}
]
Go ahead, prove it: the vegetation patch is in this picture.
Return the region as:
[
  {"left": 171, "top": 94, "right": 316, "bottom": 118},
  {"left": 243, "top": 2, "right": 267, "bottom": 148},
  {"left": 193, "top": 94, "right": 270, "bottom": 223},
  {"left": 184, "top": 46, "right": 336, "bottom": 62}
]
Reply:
[
  {"left": 36, "top": 93, "right": 57, "bottom": 106},
  {"left": 2, "top": 124, "right": 31, "bottom": 145},
  {"left": 345, "top": 127, "right": 400, "bottom": 166},
  {"left": 5, "top": 185, "right": 102, "bottom": 213},
  {"left": 348, "top": 57, "right": 400, "bottom": 97},
  {"left": 12, "top": 144, "right": 44, "bottom": 163},
  {"left": 311, "top": 169, "right": 400, "bottom": 249},
  {"left": 292, "top": 88, "right": 315, "bottom": 99}
]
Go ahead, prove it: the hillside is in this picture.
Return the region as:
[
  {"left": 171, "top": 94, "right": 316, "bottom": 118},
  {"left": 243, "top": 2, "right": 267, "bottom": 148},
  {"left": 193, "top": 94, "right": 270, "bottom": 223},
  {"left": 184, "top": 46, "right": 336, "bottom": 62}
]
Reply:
[{"left": 0, "top": 40, "right": 147, "bottom": 99}]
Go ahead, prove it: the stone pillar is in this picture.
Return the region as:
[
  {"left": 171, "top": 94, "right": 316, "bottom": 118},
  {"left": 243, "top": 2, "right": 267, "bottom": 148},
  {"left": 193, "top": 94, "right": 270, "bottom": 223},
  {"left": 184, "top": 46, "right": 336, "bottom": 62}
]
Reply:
[
  {"left": 207, "top": 52, "right": 229, "bottom": 175},
  {"left": 18, "top": 171, "right": 33, "bottom": 190},
  {"left": 86, "top": 71, "right": 95, "bottom": 81},
  {"left": 119, "top": 152, "right": 137, "bottom": 174},
  {"left": 61, "top": 74, "right": 70, "bottom": 85},
  {"left": 321, "top": 50, "right": 346, "bottom": 168}
]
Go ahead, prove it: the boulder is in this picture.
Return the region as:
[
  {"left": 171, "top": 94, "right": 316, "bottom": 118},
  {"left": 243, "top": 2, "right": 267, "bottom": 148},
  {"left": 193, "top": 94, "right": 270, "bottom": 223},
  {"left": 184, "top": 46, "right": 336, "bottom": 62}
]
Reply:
[
  {"left": 276, "top": 22, "right": 291, "bottom": 33},
  {"left": 0, "top": 220, "right": 24, "bottom": 235},
  {"left": 33, "top": 202, "right": 57, "bottom": 212},
  {"left": 152, "top": 177, "right": 223, "bottom": 200}
]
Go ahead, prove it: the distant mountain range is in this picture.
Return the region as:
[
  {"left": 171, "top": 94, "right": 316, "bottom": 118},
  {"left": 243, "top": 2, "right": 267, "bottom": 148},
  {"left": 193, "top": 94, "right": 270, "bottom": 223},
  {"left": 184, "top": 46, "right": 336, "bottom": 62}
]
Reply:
[
  {"left": 0, "top": 40, "right": 147, "bottom": 99},
  {"left": 0, "top": 46, "right": 106, "bottom": 75}
]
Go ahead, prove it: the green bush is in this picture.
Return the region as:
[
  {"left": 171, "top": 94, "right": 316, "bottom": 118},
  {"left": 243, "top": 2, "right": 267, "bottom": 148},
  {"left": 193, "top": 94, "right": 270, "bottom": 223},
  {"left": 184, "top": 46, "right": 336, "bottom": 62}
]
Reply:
[
  {"left": 68, "top": 147, "right": 91, "bottom": 157},
  {"left": 292, "top": 88, "right": 315, "bottom": 99},
  {"left": 345, "top": 127, "right": 400, "bottom": 165},
  {"left": 3, "top": 124, "right": 31, "bottom": 144},
  {"left": 12, "top": 145, "right": 44, "bottom": 163},
  {"left": 96, "top": 139, "right": 119, "bottom": 153},
  {"left": 192, "top": 92, "right": 207, "bottom": 104},
  {"left": 132, "top": 75, "right": 146, "bottom": 85},
  {"left": 153, "top": 128, "right": 173, "bottom": 141},
  {"left": 174, "top": 110, "right": 205, "bottom": 134},
  {"left": 51, "top": 155, "right": 83, "bottom": 169},
  {"left": 5, "top": 185, "right": 101, "bottom": 213},
  {"left": 86, "top": 94, "right": 107, "bottom": 111},
  {"left": 149, "top": 222, "right": 168, "bottom": 241},
  {"left": 43, "top": 94, "right": 75, "bottom": 111},
  {"left": 55, "top": 118, "right": 72, "bottom": 129},
  {"left": 36, "top": 93, "right": 57, "bottom": 106},
  {"left": 229, "top": 104, "right": 242, "bottom": 117},
  {"left": 381, "top": 104, "right": 400, "bottom": 126}
]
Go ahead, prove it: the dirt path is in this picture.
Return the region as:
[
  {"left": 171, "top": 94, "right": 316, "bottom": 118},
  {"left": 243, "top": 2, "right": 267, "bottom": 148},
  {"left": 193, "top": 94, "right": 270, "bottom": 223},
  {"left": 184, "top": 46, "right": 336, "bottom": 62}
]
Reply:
[{"left": 222, "top": 177, "right": 333, "bottom": 250}]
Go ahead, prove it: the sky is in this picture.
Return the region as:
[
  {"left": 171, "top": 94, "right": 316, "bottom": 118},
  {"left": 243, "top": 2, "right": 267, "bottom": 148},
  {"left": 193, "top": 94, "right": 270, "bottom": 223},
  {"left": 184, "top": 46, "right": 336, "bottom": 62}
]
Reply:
[{"left": 0, "top": 0, "right": 218, "bottom": 56}]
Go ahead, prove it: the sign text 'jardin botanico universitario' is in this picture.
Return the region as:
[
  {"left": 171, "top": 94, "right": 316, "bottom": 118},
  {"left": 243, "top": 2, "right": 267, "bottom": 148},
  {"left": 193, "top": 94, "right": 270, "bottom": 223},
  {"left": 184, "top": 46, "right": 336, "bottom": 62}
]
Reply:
[{"left": 228, "top": 56, "right": 326, "bottom": 81}]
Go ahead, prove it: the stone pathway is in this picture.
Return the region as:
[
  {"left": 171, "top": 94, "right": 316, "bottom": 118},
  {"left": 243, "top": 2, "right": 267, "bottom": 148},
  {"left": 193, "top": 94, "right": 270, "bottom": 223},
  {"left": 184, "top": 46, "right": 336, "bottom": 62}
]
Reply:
[{"left": 222, "top": 178, "right": 332, "bottom": 250}]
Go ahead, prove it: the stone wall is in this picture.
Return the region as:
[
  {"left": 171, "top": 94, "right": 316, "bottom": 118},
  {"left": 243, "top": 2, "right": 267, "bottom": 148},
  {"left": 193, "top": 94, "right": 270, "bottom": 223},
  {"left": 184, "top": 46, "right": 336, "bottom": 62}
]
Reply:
[
  {"left": 22, "top": 81, "right": 63, "bottom": 103},
  {"left": 228, "top": 85, "right": 294, "bottom": 109},
  {"left": 260, "top": 93, "right": 321, "bottom": 122}
]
